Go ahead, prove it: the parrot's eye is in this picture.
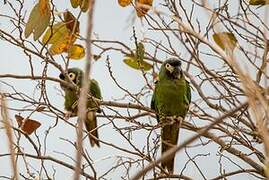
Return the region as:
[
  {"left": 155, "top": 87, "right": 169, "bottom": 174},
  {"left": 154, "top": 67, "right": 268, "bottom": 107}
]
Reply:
[
  {"left": 165, "top": 63, "right": 174, "bottom": 73},
  {"left": 68, "top": 72, "right": 76, "bottom": 81},
  {"left": 165, "top": 63, "right": 171, "bottom": 69}
]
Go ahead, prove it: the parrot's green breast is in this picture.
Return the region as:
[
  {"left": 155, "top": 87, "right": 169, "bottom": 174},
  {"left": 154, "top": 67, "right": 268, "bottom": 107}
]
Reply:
[
  {"left": 63, "top": 79, "right": 101, "bottom": 114},
  {"left": 155, "top": 79, "right": 189, "bottom": 118},
  {"left": 64, "top": 90, "right": 78, "bottom": 113}
]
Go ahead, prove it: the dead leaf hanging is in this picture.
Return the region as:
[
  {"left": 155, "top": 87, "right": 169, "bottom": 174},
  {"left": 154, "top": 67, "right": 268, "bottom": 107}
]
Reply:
[{"left": 15, "top": 115, "right": 41, "bottom": 135}]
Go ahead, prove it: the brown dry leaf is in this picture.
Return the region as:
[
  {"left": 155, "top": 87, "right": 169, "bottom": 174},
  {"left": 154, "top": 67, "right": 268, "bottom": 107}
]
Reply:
[
  {"left": 36, "top": 106, "right": 46, "bottom": 112},
  {"left": 93, "top": 54, "right": 101, "bottom": 61},
  {"left": 135, "top": 0, "right": 153, "bottom": 17},
  {"left": 64, "top": 11, "right": 80, "bottom": 33},
  {"left": 212, "top": 32, "right": 238, "bottom": 51},
  {"left": 118, "top": 0, "right": 132, "bottom": 7},
  {"left": 67, "top": 44, "right": 85, "bottom": 60},
  {"left": 24, "top": 0, "right": 51, "bottom": 40},
  {"left": 249, "top": 0, "right": 269, "bottom": 5},
  {"left": 15, "top": 115, "right": 41, "bottom": 135}
]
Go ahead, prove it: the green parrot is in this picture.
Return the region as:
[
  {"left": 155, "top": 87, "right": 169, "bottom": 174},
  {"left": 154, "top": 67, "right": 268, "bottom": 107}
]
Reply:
[
  {"left": 151, "top": 59, "right": 191, "bottom": 173},
  {"left": 59, "top": 68, "right": 102, "bottom": 147}
]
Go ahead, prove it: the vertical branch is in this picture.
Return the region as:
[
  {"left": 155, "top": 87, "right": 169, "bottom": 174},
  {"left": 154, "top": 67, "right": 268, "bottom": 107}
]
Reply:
[
  {"left": 0, "top": 93, "right": 19, "bottom": 179},
  {"left": 73, "top": 1, "right": 96, "bottom": 180}
]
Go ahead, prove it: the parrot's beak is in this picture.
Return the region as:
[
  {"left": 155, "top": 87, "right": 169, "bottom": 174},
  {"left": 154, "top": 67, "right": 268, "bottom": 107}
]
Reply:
[
  {"left": 173, "top": 66, "right": 182, "bottom": 79},
  {"left": 59, "top": 73, "right": 65, "bottom": 80}
]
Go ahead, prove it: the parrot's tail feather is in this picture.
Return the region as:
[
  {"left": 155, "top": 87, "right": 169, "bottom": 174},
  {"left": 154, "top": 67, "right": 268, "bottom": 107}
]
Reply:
[
  {"left": 161, "top": 118, "right": 181, "bottom": 174},
  {"left": 86, "top": 111, "right": 100, "bottom": 147},
  {"left": 161, "top": 149, "right": 176, "bottom": 173}
]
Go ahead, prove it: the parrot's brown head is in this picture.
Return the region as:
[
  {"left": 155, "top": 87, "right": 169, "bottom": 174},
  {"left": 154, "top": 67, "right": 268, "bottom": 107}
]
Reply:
[
  {"left": 161, "top": 58, "right": 183, "bottom": 80},
  {"left": 59, "top": 68, "right": 83, "bottom": 89}
]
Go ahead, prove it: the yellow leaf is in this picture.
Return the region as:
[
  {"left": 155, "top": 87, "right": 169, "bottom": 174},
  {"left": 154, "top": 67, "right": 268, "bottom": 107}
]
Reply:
[
  {"left": 70, "top": 0, "right": 80, "bottom": 8},
  {"left": 67, "top": 44, "right": 85, "bottom": 60},
  {"left": 123, "top": 55, "right": 152, "bottom": 71},
  {"left": 49, "top": 35, "right": 75, "bottom": 55},
  {"left": 80, "top": 0, "right": 89, "bottom": 12},
  {"left": 136, "top": 0, "right": 153, "bottom": 17},
  {"left": 118, "top": 0, "right": 132, "bottom": 7},
  {"left": 249, "top": 0, "right": 268, "bottom": 5},
  {"left": 213, "top": 32, "right": 237, "bottom": 51},
  {"left": 42, "top": 22, "right": 70, "bottom": 44},
  {"left": 24, "top": 1, "right": 51, "bottom": 40},
  {"left": 15, "top": 115, "right": 41, "bottom": 135}
]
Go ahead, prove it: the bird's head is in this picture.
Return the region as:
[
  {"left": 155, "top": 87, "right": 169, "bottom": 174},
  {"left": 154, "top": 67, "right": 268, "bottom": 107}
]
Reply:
[
  {"left": 160, "top": 58, "right": 183, "bottom": 80},
  {"left": 59, "top": 68, "right": 83, "bottom": 88}
]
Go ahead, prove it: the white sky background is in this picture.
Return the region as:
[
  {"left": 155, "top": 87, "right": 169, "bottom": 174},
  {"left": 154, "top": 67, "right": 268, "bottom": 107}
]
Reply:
[{"left": 0, "top": 0, "right": 266, "bottom": 179}]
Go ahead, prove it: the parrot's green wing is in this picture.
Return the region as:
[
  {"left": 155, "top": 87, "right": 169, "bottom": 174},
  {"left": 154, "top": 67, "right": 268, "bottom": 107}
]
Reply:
[
  {"left": 150, "top": 85, "right": 159, "bottom": 122},
  {"left": 85, "top": 79, "right": 102, "bottom": 147},
  {"left": 185, "top": 80, "right": 191, "bottom": 106},
  {"left": 90, "top": 79, "right": 102, "bottom": 100}
]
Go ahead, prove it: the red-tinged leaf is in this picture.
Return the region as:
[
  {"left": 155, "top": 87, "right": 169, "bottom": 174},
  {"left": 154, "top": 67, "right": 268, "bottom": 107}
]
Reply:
[
  {"left": 15, "top": 115, "right": 41, "bottom": 135},
  {"left": 64, "top": 11, "right": 79, "bottom": 33}
]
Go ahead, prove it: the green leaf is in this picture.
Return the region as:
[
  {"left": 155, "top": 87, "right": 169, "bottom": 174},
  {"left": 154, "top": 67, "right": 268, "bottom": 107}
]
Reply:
[
  {"left": 213, "top": 32, "right": 238, "bottom": 51},
  {"left": 24, "top": 0, "right": 51, "bottom": 40},
  {"left": 123, "top": 55, "right": 152, "bottom": 71},
  {"left": 25, "top": 5, "right": 39, "bottom": 38},
  {"left": 136, "top": 42, "right": 145, "bottom": 62}
]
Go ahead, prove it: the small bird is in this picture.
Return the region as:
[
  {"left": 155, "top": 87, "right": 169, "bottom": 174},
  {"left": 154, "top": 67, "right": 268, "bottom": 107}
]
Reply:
[
  {"left": 59, "top": 68, "right": 102, "bottom": 147},
  {"left": 151, "top": 59, "right": 191, "bottom": 173}
]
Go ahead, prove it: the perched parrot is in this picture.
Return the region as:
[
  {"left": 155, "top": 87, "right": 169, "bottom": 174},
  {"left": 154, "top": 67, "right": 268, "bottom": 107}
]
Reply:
[
  {"left": 151, "top": 58, "right": 191, "bottom": 173},
  {"left": 59, "top": 68, "right": 102, "bottom": 147}
]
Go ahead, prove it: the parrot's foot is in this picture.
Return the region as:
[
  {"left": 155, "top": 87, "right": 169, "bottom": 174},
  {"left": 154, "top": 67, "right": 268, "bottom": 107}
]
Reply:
[{"left": 64, "top": 111, "right": 73, "bottom": 120}]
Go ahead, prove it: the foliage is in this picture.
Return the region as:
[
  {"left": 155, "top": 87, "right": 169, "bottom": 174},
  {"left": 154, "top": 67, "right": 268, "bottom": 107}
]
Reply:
[{"left": 0, "top": 0, "right": 268, "bottom": 179}]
